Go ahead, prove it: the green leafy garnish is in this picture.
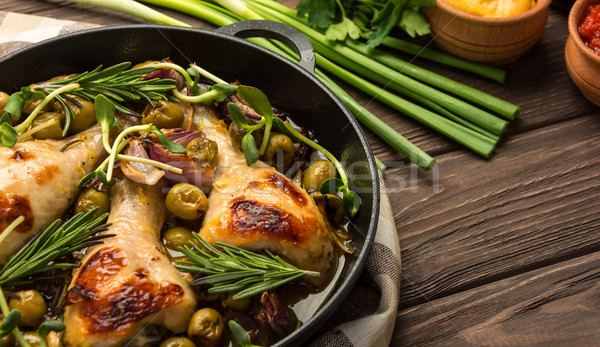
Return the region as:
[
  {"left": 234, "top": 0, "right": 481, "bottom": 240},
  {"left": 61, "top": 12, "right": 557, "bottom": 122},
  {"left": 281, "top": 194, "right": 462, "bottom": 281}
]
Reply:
[
  {"left": 38, "top": 320, "right": 66, "bottom": 347},
  {"left": 176, "top": 234, "right": 320, "bottom": 300},
  {"left": 228, "top": 320, "right": 261, "bottom": 347},
  {"left": 0, "top": 121, "right": 18, "bottom": 147},
  {"left": 236, "top": 86, "right": 274, "bottom": 156},
  {"left": 296, "top": 0, "right": 336, "bottom": 28},
  {"left": 46, "top": 62, "right": 177, "bottom": 115},
  {"left": 281, "top": 121, "right": 362, "bottom": 217},
  {"left": 0, "top": 309, "right": 20, "bottom": 336},
  {"left": 3, "top": 87, "right": 46, "bottom": 122},
  {"left": 147, "top": 126, "right": 187, "bottom": 154},
  {"left": 326, "top": 16, "right": 361, "bottom": 41},
  {"left": 241, "top": 132, "right": 259, "bottom": 166},
  {"left": 398, "top": 7, "right": 431, "bottom": 38}
]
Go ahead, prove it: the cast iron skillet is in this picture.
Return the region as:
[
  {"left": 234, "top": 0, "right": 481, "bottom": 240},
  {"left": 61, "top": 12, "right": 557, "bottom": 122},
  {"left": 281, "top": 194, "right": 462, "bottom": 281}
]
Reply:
[{"left": 0, "top": 21, "right": 380, "bottom": 346}]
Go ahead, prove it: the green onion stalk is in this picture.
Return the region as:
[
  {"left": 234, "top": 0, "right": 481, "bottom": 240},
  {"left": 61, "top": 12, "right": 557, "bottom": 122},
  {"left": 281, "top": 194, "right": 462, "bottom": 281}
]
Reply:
[
  {"left": 65, "top": 0, "right": 520, "bottom": 167},
  {"left": 67, "top": 0, "right": 436, "bottom": 170}
]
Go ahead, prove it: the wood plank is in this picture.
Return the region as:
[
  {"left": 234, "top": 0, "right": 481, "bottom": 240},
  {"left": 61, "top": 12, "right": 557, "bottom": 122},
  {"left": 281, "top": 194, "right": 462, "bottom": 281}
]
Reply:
[
  {"left": 386, "top": 114, "right": 600, "bottom": 308},
  {"left": 393, "top": 250, "right": 600, "bottom": 346}
]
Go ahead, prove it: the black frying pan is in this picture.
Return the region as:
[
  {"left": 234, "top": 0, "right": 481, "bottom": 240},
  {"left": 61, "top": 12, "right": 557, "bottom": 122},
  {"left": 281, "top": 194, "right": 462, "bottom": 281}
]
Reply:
[{"left": 0, "top": 21, "right": 380, "bottom": 346}]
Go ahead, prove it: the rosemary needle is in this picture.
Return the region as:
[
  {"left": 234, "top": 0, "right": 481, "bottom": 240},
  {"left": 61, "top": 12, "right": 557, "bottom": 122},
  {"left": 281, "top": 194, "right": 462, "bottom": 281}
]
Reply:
[
  {"left": 176, "top": 233, "right": 320, "bottom": 300},
  {"left": 0, "top": 208, "right": 112, "bottom": 287}
]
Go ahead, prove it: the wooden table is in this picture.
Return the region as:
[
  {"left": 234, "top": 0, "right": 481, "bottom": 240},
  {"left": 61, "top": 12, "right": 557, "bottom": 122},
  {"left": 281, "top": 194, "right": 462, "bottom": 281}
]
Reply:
[{"left": 3, "top": 1, "right": 600, "bottom": 345}]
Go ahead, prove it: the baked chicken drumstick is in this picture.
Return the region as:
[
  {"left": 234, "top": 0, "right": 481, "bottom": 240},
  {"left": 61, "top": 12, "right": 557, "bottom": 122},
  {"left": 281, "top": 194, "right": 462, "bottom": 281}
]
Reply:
[{"left": 62, "top": 178, "right": 197, "bottom": 347}]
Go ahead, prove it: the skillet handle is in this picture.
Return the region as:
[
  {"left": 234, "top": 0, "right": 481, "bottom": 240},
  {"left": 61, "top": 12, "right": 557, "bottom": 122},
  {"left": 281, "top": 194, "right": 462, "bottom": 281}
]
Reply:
[{"left": 215, "top": 20, "right": 316, "bottom": 74}]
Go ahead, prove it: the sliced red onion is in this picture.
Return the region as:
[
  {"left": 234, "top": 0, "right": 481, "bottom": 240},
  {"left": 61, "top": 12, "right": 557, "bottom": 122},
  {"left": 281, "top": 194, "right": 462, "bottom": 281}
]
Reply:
[
  {"left": 161, "top": 128, "right": 205, "bottom": 147},
  {"left": 148, "top": 142, "right": 213, "bottom": 190},
  {"left": 141, "top": 58, "right": 186, "bottom": 90},
  {"left": 121, "top": 139, "right": 164, "bottom": 185}
]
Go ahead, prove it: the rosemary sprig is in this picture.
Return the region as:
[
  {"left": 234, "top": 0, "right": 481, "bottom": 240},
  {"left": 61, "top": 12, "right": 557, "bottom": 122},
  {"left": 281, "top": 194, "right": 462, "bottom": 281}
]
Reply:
[
  {"left": 0, "top": 62, "right": 177, "bottom": 146},
  {"left": 176, "top": 233, "right": 320, "bottom": 300},
  {"left": 42, "top": 62, "right": 177, "bottom": 116},
  {"left": 0, "top": 208, "right": 112, "bottom": 287}
]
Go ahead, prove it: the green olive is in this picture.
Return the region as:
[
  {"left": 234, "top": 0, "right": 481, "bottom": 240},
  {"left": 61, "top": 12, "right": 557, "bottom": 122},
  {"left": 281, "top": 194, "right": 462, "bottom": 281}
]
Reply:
[
  {"left": 0, "top": 319, "right": 15, "bottom": 347},
  {"left": 228, "top": 123, "right": 262, "bottom": 151},
  {"left": 303, "top": 160, "right": 337, "bottom": 191},
  {"left": 163, "top": 226, "right": 196, "bottom": 251},
  {"left": 228, "top": 122, "right": 244, "bottom": 148},
  {"left": 187, "top": 308, "right": 224, "bottom": 347},
  {"left": 261, "top": 133, "right": 294, "bottom": 167},
  {"left": 22, "top": 332, "right": 40, "bottom": 347},
  {"left": 221, "top": 292, "right": 251, "bottom": 311},
  {"left": 159, "top": 337, "right": 197, "bottom": 347},
  {"left": 194, "top": 285, "right": 223, "bottom": 303},
  {"left": 75, "top": 188, "right": 110, "bottom": 219},
  {"left": 325, "top": 194, "right": 347, "bottom": 225},
  {"left": 142, "top": 100, "right": 184, "bottom": 129},
  {"left": 31, "top": 111, "right": 65, "bottom": 140},
  {"left": 186, "top": 137, "right": 218, "bottom": 168},
  {"left": 165, "top": 183, "right": 208, "bottom": 220},
  {"left": 54, "top": 95, "right": 96, "bottom": 135},
  {"left": 22, "top": 98, "right": 53, "bottom": 115},
  {"left": 22, "top": 331, "right": 60, "bottom": 347},
  {"left": 0, "top": 91, "right": 9, "bottom": 115},
  {"left": 8, "top": 290, "right": 46, "bottom": 327},
  {"left": 132, "top": 60, "right": 161, "bottom": 69}
]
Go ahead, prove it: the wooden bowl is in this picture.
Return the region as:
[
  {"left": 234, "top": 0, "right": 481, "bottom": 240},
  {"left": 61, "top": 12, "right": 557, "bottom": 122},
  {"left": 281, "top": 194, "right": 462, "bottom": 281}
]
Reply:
[
  {"left": 565, "top": 0, "right": 600, "bottom": 106},
  {"left": 422, "top": 0, "right": 552, "bottom": 65}
]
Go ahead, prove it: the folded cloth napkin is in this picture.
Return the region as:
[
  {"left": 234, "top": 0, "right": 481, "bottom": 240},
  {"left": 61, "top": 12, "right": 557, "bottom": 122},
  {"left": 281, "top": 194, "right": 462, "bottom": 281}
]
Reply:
[{"left": 0, "top": 11, "right": 401, "bottom": 346}]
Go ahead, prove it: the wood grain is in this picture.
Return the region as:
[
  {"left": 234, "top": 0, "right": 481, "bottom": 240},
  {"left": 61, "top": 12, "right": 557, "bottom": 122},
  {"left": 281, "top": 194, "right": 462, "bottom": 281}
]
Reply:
[
  {"left": 393, "top": 250, "right": 600, "bottom": 346},
  {"left": 389, "top": 114, "right": 600, "bottom": 308}
]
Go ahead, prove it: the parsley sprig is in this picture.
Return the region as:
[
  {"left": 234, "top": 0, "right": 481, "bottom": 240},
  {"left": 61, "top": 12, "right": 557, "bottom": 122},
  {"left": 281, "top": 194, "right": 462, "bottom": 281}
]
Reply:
[{"left": 296, "top": 0, "right": 434, "bottom": 47}]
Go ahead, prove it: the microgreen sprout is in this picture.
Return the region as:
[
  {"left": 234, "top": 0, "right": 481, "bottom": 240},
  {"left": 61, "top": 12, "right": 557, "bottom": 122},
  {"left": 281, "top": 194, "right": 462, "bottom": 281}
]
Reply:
[
  {"left": 38, "top": 320, "right": 66, "bottom": 347},
  {"left": 79, "top": 96, "right": 185, "bottom": 187},
  {"left": 84, "top": 123, "right": 185, "bottom": 186},
  {"left": 280, "top": 121, "right": 361, "bottom": 217}
]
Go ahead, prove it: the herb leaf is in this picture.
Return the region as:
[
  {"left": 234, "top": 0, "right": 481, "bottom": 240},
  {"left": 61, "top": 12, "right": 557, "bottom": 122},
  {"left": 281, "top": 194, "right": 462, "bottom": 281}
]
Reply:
[
  {"left": 0, "top": 309, "right": 20, "bottom": 335},
  {"left": 296, "top": 0, "right": 336, "bottom": 28},
  {"left": 228, "top": 102, "right": 250, "bottom": 129},
  {"left": 228, "top": 320, "right": 260, "bottom": 347},
  {"left": 0, "top": 122, "right": 18, "bottom": 147},
  {"left": 38, "top": 320, "right": 66, "bottom": 347},
  {"left": 147, "top": 126, "right": 187, "bottom": 154},
  {"left": 95, "top": 94, "right": 117, "bottom": 129},
  {"left": 399, "top": 8, "right": 431, "bottom": 38},
  {"left": 342, "top": 189, "right": 361, "bottom": 217},
  {"left": 319, "top": 177, "right": 345, "bottom": 194},
  {"left": 368, "top": 1, "right": 405, "bottom": 49},
  {"left": 325, "top": 16, "right": 362, "bottom": 41},
  {"left": 237, "top": 86, "right": 274, "bottom": 119},
  {"left": 209, "top": 84, "right": 239, "bottom": 103},
  {"left": 242, "top": 132, "right": 259, "bottom": 166}
]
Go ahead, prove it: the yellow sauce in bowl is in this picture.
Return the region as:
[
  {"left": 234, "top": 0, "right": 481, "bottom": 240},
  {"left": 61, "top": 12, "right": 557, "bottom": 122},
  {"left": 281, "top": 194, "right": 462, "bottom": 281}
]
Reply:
[{"left": 443, "top": 0, "right": 536, "bottom": 17}]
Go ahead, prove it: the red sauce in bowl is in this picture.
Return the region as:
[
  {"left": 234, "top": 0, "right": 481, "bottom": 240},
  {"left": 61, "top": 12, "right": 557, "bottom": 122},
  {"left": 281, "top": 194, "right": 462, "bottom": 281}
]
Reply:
[{"left": 579, "top": 4, "right": 600, "bottom": 54}]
